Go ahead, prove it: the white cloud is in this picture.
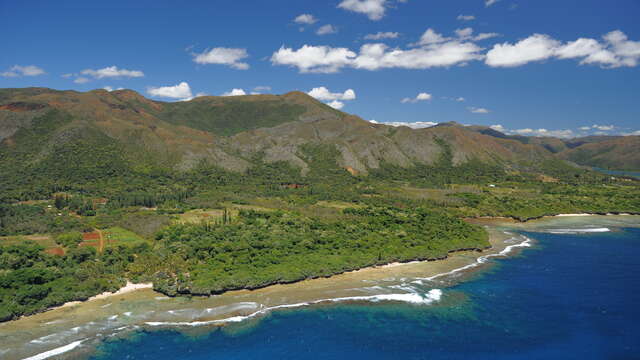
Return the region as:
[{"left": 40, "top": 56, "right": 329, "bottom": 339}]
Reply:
[
  {"left": 512, "top": 128, "right": 575, "bottom": 138},
  {"left": 456, "top": 97, "right": 465, "bottom": 102},
  {"left": 490, "top": 124, "right": 506, "bottom": 132},
  {"left": 454, "top": 27, "right": 499, "bottom": 42},
  {"left": 192, "top": 47, "right": 250, "bottom": 70},
  {"left": 457, "top": 15, "right": 476, "bottom": 21},
  {"left": 485, "top": 0, "right": 500, "bottom": 7},
  {"left": 327, "top": 100, "right": 345, "bottom": 109},
  {"left": 294, "top": 14, "right": 317, "bottom": 25},
  {"left": 271, "top": 45, "right": 357, "bottom": 73},
  {"left": 103, "top": 86, "right": 124, "bottom": 92},
  {"left": 353, "top": 41, "right": 484, "bottom": 70},
  {"left": 81, "top": 66, "right": 144, "bottom": 79},
  {"left": 592, "top": 124, "right": 615, "bottom": 131},
  {"left": 272, "top": 38, "right": 484, "bottom": 73},
  {"left": 338, "top": 0, "right": 387, "bottom": 21},
  {"left": 486, "top": 34, "right": 560, "bottom": 67},
  {"left": 317, "top": 24, "right": 338, "bottom": 35},
  {"left": 415, "top": 28, "right": 449, "bottom": 45},
  {"left": 73, "top": 77, "right": 90, "bottom": 84},
  {"left": 555, "top": 38, "right": 603, "bottom": 59},
  {"left": 579, "top": 126, "right": 592, "bottom": 131},
  {"left": 469, "top": 107, "right": 490, "bottom": 114},
  {"left": 1, "top": 65, "right": 45, "bottom": 77},
  {"left": 147, "top": 82, "right": 193, "bottom": 100},
  {"left": 221, "top": 88, "right": 247, "bottom": 96},
  {"left": 455, "top": 27, "right": 474, "bottom": 39},
  {"left": 253, "top": 86, "right": 271, "bottom": 93},
  {"left": 308, "top": 87, "right": 356, "bottom": 101},
  {"left": 486, "top": 30, "right": 640, "bottom": 68},
  {"left": 369, "top": 120, "right": 438, "bottom": 129},
  {"left": 401, "top": 92, "right": 432, "bottom": 103},
  {"left": 474, "top": 32, "right": 500, "bottom": 41},
  {"left": 364, "top": 31, "right": 400, "bottom": 40}
]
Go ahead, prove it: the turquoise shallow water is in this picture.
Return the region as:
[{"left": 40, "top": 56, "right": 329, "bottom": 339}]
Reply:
[{"left": 88, "top": 227, "right": 640, "bottom": 360}]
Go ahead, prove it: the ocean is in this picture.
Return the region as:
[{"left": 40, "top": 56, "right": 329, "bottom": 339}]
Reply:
[{"left": 86, "top": 225, "right": 640, "bottom": 359}]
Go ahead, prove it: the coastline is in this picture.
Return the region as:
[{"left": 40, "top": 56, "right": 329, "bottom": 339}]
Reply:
[
  {"left": 53, "top": 282, "right": 154, "bottom": 311},
  {"left": 8, "top": 211, "right": 636, "bottom": 324},
  {"left": 3, "top": 214, "right": 639, "bottom": 360}
]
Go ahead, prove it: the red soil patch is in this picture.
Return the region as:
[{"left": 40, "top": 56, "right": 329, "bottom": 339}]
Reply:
[
  {"left": 45, "top": 247, "right": 65, "bottom": 256},
  {"left": 83, "top": 232, "right": 100, "bottom": 241}
]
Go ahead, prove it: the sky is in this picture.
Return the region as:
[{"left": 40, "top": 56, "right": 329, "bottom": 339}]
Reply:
[{"left": 1, "top": 0, "right": 639, "bottom": 138}]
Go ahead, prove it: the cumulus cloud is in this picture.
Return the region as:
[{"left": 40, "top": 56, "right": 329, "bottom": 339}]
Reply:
[
  {"left": 221, "top": 88, "right": 247, "bottom": 96},
  {"left": 271, "top": 45, "right": 357, "bottom": 73},
  {"left": 486, "top": 34, "right": 560, "bottom": 67},
  {"left": 591, "top": 124, "right": 615, "bottom": 131},
  {"left": 490, "top": 124, "right": 506, "bottom": 132},
  {"left": 513, "top": 128, "right": 575, "bottom": 138},
  {"left": 272, "top": 38, "right": 484, "bottom": 73},
  {"left": 364, "top": 31, "right": 400, "bottom": 40},
  {"left": 192, "top": 47, "right": 250, "bottom": 70},
  {"left": 147, "top": 82, "right": 193, "bottom": 100},
  {"left": 81, "top": 66, "right": 144, "bottom": 79},
  {"left": 308, "top": 87, "right": 356, "bottom": 109},
  {"left": 469, "top": 107, "right": 490, "bottom": 114},
  {"left": 103, "top": 86, "right": 124, "bottom": 92},
  {"left": 369, "top": 120, "right": 438, "bottom": 129},
  {"left": 457, "top": 15, "right": 476, "bottom": 21},
  {"left": 353, "top": 41, "right": 484, "bottom": 70},
  {"left": 401, "top": 92, "right": 432, "bottom": 103},
  {"left": 338, "top": 0, "right": 387, "bottom": 21},
  {"left": 294, "top": 14, "right": 317, "bottom": 24},
  {"left": 456, "top": 97, "right": 466, "bottom": 102},
  {"left": 308, "top": 87, "right": 356, "bottom": 101},
  {"left": 317, "top": 24, "right": 338, "bottom": 35},
  {"left": 486, "top": 30, "right": 640, "bottom": 68},
  {"left": 1, "top": 65, "right": 45, "bottom": 77},
  {"left": 327, "top": 100, "right": 345, "bottom": 109},
  {"left": 485, "top": 0, "right": 500, "bottom": 7},
  {"left": 415, "top": 28, "right": 450, "bottom": 46}
]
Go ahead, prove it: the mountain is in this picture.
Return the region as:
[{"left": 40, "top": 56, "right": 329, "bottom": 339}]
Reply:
[
  {"left": 0, "top": 87, "right": 559, "bottom": 178},
  {"left": 464, "top": 124, "right": 640, "bottom": 171},
  {"left": 559, "top": 136, "right": 640, "bottom": 171}
]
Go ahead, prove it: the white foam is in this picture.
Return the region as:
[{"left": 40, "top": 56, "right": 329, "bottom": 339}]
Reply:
[
  {"left": 22, "top": 339, "right": 84, "bottom": 360},
  {"left": 145, "top": 289, "right": 443, "bottom": 327},
  {"left": 545, "top": 228, "right": 610, "bottom": 234},
  {"left": 415, "top": 236, "right": 533, "bottom": 283}
]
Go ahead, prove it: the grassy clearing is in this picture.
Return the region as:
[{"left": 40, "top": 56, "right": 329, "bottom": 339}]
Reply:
[{"left": 103, "top": 227, "right": 147, "bottom": 246}]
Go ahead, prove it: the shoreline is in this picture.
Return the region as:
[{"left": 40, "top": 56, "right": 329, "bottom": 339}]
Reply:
[
  {"left": 7, "top": 214, "right": 639, "bottom": 360},
  {"left": 471, "top": 211, "right": 639, "bottom": 223},
  {"left": 34, "top": 282, "right": 154, "bottom": 314},
  {"left": 7, "top": 212, "right": 639, "bottom": 325}
]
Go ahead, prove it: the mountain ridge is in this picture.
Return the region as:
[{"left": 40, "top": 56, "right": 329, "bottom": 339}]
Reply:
[{"left": 1, "top": 87, "right": 638, "bottom": 180}]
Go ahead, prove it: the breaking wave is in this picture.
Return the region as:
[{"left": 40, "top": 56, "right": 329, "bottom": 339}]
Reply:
[
  {"left": 145, "top": 289, "right": 443, "bottom": 327},
  {"left": 544, "top": 228, "right": 611, "bottom": 234},
  {"left": 414, "top": 235, "right": 533, "bottom": 284},
  {"left": 22, "top": 339, "right": 85, "bottom": 360}
]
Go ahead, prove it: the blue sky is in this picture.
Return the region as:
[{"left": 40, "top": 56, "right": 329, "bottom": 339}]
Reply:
[{"left": 1, "top": 0, "right": 639, "bottom": 138}]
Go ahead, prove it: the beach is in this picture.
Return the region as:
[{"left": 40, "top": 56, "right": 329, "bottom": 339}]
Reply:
[{"left": 2, "top": 214, "right": 639, "bottom": 360}]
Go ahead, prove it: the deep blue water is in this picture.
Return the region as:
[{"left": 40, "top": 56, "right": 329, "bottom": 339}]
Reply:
[{"left": 91, "top": 228, "right": 640, "bottom": 360}]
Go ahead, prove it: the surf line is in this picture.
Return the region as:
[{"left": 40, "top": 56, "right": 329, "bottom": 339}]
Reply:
[
  {"left": 145, "top": 289, "right": 444, "bottom": 327},
  {"left": 413, "top": 235, "right": 533, "bottom": 284}
]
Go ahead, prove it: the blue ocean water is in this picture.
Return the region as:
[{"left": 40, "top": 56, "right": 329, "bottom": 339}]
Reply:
[{"left": 91, "top": 228, "right": 640, "bottom": 360}]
